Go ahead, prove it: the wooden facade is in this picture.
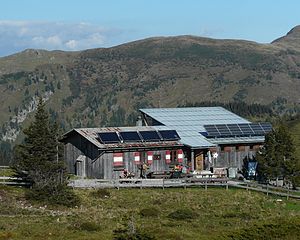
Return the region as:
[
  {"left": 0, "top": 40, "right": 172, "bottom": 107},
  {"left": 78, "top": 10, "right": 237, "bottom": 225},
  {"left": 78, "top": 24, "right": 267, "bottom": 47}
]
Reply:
[
  {"left": 62, "top": 128, "right": 184, "bottom": 179},
  {"left": 62, "top": 130, "right": 263, "bottom": 179},
  {"left": 139, "top": 107, "right": 268, "bottom": 176},
  {"left": 62, "top": 106, "right": 269, "bottom": 179},
  {"left": 187, "top": 144, "right": 261, "bottom": 172}
]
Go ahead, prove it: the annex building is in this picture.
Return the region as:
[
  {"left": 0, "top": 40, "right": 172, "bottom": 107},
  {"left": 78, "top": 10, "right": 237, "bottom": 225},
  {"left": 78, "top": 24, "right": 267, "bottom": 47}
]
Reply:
[{"left": 61, "top": 107, "right": 272, "bottom": 179}]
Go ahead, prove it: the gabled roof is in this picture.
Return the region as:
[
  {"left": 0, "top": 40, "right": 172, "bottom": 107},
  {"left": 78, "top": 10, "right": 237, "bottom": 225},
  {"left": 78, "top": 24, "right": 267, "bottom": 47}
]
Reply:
[
  {"left": 62, "top": 126, "right": 183, "bottom": 151},
  {"left": 140, "top": 107, "right": 264, "bottom": 148}
]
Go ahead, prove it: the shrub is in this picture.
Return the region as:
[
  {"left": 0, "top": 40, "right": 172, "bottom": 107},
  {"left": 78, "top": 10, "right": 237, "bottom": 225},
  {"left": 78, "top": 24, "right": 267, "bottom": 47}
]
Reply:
[
  {"left": 76, "top": 221, "right": 101, "bottom": 232},
  {"left": 25, "top": 185, "right": 80, "bottom": 207},
  {"left": 139, "top": 207, "right": 159, "bottom": 218},
  {"left": 113, "top": 216, "right": 156, "bottom": 240},
  {"left": 167, "top": 209, "right": 199, "bottom": 220},
  {"left": 113, "top": 228, "right": 155, "bottom": 240},
  {"left": 226, "top": 217, "right": 300, "bottom": 240}
]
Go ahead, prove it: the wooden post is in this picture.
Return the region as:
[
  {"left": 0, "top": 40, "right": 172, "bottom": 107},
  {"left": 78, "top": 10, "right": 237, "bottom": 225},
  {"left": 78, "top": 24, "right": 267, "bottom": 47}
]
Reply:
[
  {"left": 205, "top": 180, "right": 207, "bottom": 190},
  {"left": 191, "top": 150, "right": 195, "bottom": 171},
  {"left": 184, "top": 174, "right": 187, "bottom": 190},
  {"left": 162, "top": 177, "right": 165, "bottom": 190},
  {"left": 287, "top": 187, "right": 289, "bottom": 200},
  {"left": 266, "top": 184, "right": 269, "bottom": 196},
  {"left": 226, "top": 182, "right": 228, "bottom": 190}
]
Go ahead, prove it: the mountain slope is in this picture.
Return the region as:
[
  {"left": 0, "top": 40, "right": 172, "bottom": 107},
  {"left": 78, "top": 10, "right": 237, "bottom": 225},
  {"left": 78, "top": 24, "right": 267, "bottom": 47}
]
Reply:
[
  {"left": 272, "top": 25, "right": 300, "bottom": 51},
  {"left": 0, "top": 27, "right": 300, "bottom": 149}
]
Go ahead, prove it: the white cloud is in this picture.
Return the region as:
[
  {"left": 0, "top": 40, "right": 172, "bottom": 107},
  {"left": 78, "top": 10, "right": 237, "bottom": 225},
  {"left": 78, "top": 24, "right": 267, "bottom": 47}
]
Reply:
[
  {"left": 65, "top": 39, "right": 77, "bottom": 49},
  {"left": 0, "top": 20, "right": 123, "bottom": 56}
]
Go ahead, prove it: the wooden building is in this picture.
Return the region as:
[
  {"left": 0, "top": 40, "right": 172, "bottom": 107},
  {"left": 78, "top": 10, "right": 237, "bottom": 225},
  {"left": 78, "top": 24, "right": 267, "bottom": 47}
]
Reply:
[
  {"left": 61, "top": 126, "right": 183, "bottom": 179},
  {"left": 139, "top": 107, "right": 272, "bottom": 176},
  {"left": 61, "top": 107, "right": 272, "bottom": 179}
]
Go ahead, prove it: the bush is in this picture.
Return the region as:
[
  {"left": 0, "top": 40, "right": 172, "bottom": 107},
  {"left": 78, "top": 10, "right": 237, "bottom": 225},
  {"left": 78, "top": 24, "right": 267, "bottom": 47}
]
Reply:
[
  {"left": 167, "top": 209, "right": 199, "bottom": 220},
  {"left": 25, "top": 185, "right": 80, "bottom": 207},
  {"left": 139, "top": 207, "right": 159, "bottom": 218},
  {"left": 73, "top": 221, "right": 101, "bottom": 232},
  {"left": 113, "top": 216, "right": 156, "bottom": 240},
  {"left": 113, "top": 228, "right": 155, "bottom": 240},
  {"left": 226, "top": 217, "right": 300, "bottom": 240}
]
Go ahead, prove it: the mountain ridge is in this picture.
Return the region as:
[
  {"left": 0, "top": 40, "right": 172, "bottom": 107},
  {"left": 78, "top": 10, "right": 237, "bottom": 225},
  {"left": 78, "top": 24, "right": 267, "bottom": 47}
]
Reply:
[{"left": 0, "top": 26, "right": 300, "bottom": 152}]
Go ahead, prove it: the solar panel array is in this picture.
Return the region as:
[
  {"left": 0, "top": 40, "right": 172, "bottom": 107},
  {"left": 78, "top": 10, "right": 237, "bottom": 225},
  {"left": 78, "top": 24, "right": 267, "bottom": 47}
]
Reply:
[
  {"left": 119, "top": 131, "right": 142, "bottom": 142},
  {"left": 97, "top": 132, "right": 120, "bottom": 144},
  {"left": 203, "top": 122, "right": 272, "bottom": 138},
  {"left": 158, "top": 130, "right": 180, "bottom": 140},
  {"left": 97, "top": 130, "right": 180, "bottom": 144}
]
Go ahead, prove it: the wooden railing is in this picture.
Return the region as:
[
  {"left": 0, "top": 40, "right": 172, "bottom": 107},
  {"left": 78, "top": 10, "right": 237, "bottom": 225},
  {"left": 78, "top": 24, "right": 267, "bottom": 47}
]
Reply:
[
  {"left": 68, "top": 178, "right": 300, "bottom": 199},
  {"left": 0, "top": 176, "right": 30, "bottom": 186},
  {"left": 68, "top": 177, "right": 229, "bottom": 190}
]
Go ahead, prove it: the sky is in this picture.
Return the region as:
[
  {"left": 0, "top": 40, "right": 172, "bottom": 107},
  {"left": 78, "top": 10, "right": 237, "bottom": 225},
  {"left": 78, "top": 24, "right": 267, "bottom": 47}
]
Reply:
[{"left": 0, "top": 0, "right": 300, "bottom": 56}]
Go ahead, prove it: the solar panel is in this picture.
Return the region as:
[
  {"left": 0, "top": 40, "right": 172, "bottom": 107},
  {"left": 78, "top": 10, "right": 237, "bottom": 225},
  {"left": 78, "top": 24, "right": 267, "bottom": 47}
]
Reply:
[
  {"left": 250, "top": 123, "right": 265, "bottom": 135},
  {"left": 98, "top": 132, "right": 120, "bottom": 144},
  {"left": 207, "top": 131, "right": 221, "bottom": 137},
  {"left": 200, "top": 132, "right": 208, "bottom": 137},
  {"left": 119, "top": 131, "right": 142, "bottom": 142},
  {"left": 139, "top": 130, "right": 161, "bottom": 142},
  {"left": 205, "top": 125, "right": 217, "bottom": 130},
  {"left": 239, "top": 124, "right": 255, "bottom": 135},
  {"left": 260, "top": 122, "right": 272, "bottom": 133},
  {"left": 204, "top": 122, "right": 272, "bottom": 138},
  {"left": 158, "top": 130, "right": 180, "bottom": 141},
  {"left": 216, "top": 124, "right": 231, "bottom": 136},
  {"left": 227, "top": 124, "right": 243, "bottom": 135},
  {"left": 203, "top": 125, "right": 219, "bottom": 137}
]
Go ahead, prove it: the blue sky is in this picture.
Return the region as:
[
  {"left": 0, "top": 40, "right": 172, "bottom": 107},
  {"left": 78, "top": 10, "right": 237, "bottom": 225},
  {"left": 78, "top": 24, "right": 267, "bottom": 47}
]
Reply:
[{"left": 0, "top": 0, "right": 299, "bottom": 56}]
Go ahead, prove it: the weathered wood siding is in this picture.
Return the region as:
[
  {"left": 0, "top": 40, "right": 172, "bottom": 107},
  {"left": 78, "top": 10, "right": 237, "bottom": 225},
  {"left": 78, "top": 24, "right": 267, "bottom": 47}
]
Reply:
[
  {"left": 216, "top": 145, "right": 257, "bottom": 170},
  {"left": 64, "top": 133, "right": 178, "bottom": 179},
  {"left": 64, "top": 133, "right": 100, "bottom": 178},
  {"left": 64, "top": 133, "right": 261, "bottom": 179},
  {"left": 95, "top": 150, "right": 172, "bottom": 179}
]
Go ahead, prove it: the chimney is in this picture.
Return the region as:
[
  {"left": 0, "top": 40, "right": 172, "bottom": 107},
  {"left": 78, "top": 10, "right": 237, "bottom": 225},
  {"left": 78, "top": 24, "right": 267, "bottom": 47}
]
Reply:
[{"left": 136, "top": 116, "right": 143, "bottom": 126}]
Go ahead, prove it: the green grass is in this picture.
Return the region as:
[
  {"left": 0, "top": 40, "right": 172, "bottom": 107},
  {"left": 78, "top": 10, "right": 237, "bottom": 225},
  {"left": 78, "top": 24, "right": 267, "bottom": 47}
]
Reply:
[
  {"left": 0, "top": 186, "right": 299, "bottom": 239},
  {"left": 0, "top": 168, "right": 15, "bottom": 177}
]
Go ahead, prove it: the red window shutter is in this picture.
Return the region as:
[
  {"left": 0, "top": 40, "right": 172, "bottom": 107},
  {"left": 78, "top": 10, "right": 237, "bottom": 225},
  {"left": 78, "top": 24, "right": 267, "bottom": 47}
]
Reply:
[
  {"left": 177, "top": 149, "right": 183, "bottom": 163},
  {"left": 113, "top": 153, "right": 123, "bottom": 166},
  {"left": 165, "top": 150, "right": 171, "bottom": 164},
  {"left": 147, "top": 151, "right": 153, "bottom": 164},
  {"left": 134, "top": 152, "right": 141, "bottom": 164}
]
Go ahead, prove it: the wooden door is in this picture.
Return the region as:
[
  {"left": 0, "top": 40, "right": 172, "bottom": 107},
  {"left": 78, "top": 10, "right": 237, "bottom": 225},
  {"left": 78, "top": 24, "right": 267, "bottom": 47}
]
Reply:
[{"left": 195, "top": 153, "right": 203, "bottom": 171}]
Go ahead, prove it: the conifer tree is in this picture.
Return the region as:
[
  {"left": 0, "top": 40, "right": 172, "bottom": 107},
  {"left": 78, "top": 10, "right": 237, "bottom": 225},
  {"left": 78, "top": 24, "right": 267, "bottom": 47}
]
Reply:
[
  {"left": 14, "top": 98, "right": 76, "bottom": 203},
  {"left": 257, "top": 124, "right": 300, "bottom": 188}
]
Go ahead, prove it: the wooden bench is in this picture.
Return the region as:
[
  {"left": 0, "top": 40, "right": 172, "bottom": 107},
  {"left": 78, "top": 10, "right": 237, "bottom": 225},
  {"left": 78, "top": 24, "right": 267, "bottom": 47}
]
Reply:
[{"left": 148, "top": 172, "right": 171, "bottom": 179}]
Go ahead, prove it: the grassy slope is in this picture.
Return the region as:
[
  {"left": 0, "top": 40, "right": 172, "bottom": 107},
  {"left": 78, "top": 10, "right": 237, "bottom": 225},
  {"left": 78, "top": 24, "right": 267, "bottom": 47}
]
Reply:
[{"left": 0, "top": 186, "right": 299, "bottom": 240}]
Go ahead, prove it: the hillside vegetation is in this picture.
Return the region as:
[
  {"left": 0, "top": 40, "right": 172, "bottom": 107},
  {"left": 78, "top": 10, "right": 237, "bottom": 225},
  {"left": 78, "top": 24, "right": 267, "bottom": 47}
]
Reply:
[
  {"left": 289, "top": 116, "right": 300, "bottom": 157},
  {"left": 1, "top": 26, "right": 300, "bottom": 163},
  {"left": 0, "top": 186, "right": 300, "bottom": 240}
]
